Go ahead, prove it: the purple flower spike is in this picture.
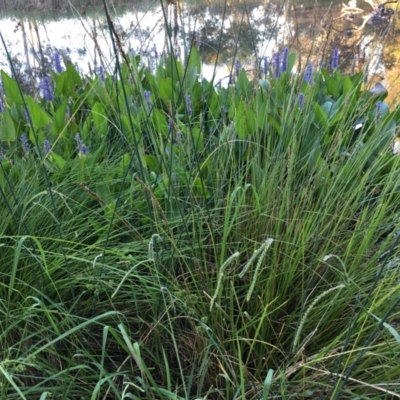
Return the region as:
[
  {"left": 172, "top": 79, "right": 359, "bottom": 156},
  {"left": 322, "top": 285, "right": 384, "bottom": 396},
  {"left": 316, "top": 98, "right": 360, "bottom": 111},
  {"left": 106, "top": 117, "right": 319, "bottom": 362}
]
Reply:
[
  {"left": 304, "top": 61, "right": 313, "bottom": 83},
  {"left": 331, "top": 48, "right": 339, "bottom": 69},
  {"left": 185, "top": 94, "right": 192, "bottom": 116},
  {"left": 43, "top": 140, "right": 52, "bottom": 155},
  {"left": 41, "top": 77, "right": 53, "bottom": 101},
  {"left": 20, "top": 134, "right": 30, "bottom": 154},
  {"left": 97, "top": 65, "right": 106, "bottom": 82},
  {"left": 235, "top": 59, "right": 240, "bottom": 78},
  {"left": 0, "top": 99, "right": 3, "bottom": 113},
  {"left": 280, "top": 47, "right": 289, "bottom": 74},
  {"left": 53, "top": 52, "right": 64, "bottom": 73},
  {"left": 151, "top": 44, "right": 158, "bottom": 59},
  {"left": 144, "top": 91, "right": 152, "bottom": 109},
  {"left": 298, "top": 93, "right": 305, "bottom": 109},
  {"left": 273, "top": 51, "right": 280, "bottom": 78},
  {"left": 80, "top": 144, "right": 89, "bottom": 155},
  {"left": 74, "top": 133, "right": 89, "bottom": 155},
  {"left": 262, "top": 56, "right": 268, "bottom": 76}
]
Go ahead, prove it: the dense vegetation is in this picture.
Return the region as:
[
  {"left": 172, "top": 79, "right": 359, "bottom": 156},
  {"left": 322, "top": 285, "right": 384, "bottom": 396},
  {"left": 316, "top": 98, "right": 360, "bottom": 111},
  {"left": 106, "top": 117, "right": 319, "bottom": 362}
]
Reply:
[{"left": 1, "top": 30, "right": 400, "bottom": 399}]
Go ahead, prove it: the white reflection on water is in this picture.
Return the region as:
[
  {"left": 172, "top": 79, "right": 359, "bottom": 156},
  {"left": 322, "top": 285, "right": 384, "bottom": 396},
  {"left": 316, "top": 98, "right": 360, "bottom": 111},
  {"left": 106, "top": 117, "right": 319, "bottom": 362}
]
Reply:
[
  {"left": 0, "top": 3, "right": 291, "bottom": 86},
  {"left": 0, "top": 0, "right": 391, "bottom": 90}
]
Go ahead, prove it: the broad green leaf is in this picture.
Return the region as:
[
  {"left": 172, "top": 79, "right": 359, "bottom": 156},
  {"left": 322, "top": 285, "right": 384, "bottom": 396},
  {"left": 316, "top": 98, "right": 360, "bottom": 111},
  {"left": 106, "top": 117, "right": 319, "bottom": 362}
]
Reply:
[
  {"left": 50, "top": 152, "right": 65, "bottom": 169},
  {"left": 52, "top": 98, "right": 68, "bottom": 135},
  {"left": 91, "top": 102, "right": 108, "bottom": 137},
  {"left": 326, "top": 78, "right": 338, "bottom": 97},
  {"left": 235, "top": 100, "right": 246, "bottom": 139},
  {"left": 321, "top": 101, "right": 333, "bottom": 118},
  {"left": 191, "top": 126, "right": 203, "bottom": 151},
  {"left": 313, "top": 102, "right": 328, "bottom": 125},
  {"left": 165, "top": 55, "right": 183, "bottom": 83},
  {"left": 259, "top": 79, "right": 270, "bottom": 93},
  {"left": 54, "top": 71, "right": 69, "bottom": 96},
  {"left": 144, "top": 154, "right": 159, "bottom": 172},
  {"left": 237, "top": 69, "right": 251, "bottom": 97},
  {"left": 287, "top": 52, "right": 296, "bottom": 73},
  {"left": 26, "top": 97, "right": 51, "bottom": 128},
  {"left": 208, "top": 91, "right": 220, "bottom": 119},
  {"left": 370, "top": 312, "right": 400, "bottom": 346},
  {"left": 187, "top": 47, "right": 201, "bottom": 74},
  {"left": 193, "top": 177, "right": 210, "bottom": 198},
  {"left": 66, "top": 62, "right": 83, "bottom": 88},
  {"left": 158, "top": 77, "right": 175, "bottom": 104},
  {"left": 342, "top": 76, "right": 353, "bottom": 96},
  {"left": 0, "top": 108, "right": 17, "bottom": 141},
  {"left": 186, "top": 66, "right": 198, "bottom": 92},
  {"left": 245, "top": 107, "right": 256, "bottom": 136},
  {"left": 1, "top": 71, "right": 24, "bottom": 105},
  {"left": 152, "top": 108, "right": 168, "bottom": 136},
  {"left": 121, "top": 115, "right": 140, "bottom": 145}
]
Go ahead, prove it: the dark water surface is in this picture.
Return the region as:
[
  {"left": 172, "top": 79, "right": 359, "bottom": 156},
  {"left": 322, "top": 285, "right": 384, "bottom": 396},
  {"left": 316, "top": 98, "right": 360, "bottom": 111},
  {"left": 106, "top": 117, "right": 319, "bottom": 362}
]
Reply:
[{"left": 1, "top": 0, "right": 399, "bottom": 103}]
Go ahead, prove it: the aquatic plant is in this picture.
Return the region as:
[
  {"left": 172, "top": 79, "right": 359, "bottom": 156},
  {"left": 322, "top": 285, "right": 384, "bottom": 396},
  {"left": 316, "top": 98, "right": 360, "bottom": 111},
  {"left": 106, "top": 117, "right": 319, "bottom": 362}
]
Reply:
[
  {"left": 0, "top": 27, "right": 399, "bottom": 400},
  {"left": 331, "top": 47, "right": 340, "bottom": 69},
  {"left": 41, "top": 76, "right": 53, "bottom": 101}
]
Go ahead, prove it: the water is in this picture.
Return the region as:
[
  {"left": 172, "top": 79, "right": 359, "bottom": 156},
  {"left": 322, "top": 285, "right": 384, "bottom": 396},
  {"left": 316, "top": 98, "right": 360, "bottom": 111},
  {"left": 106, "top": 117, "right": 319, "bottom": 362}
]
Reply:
[{"left": 0, "top": 0, "right": 399, "bottom": 102}]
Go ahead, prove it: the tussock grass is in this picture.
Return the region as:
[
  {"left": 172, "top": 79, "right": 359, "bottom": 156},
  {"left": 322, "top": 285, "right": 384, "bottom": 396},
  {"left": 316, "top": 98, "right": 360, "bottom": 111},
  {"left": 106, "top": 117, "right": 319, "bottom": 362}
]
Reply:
[{"left": 1, "top": 0, "right": 400, "bottom": 399}]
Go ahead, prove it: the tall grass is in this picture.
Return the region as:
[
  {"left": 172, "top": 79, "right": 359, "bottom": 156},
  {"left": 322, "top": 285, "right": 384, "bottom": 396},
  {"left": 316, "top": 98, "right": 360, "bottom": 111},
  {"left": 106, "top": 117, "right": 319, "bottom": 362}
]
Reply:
[{"left": 1, "top": 0, "right": 400, "bottom": 399}]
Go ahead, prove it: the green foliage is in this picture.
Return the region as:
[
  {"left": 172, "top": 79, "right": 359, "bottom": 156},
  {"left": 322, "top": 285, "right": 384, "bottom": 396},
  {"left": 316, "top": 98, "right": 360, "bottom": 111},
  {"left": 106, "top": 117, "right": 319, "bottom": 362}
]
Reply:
[{"left": 1, "top": 44, "right": 400, "bottom": 400}]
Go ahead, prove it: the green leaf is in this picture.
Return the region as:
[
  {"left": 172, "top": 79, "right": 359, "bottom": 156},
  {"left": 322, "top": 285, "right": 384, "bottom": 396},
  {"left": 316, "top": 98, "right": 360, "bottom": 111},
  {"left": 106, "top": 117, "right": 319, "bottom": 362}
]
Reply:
[
  {"left": 54, "top": 71, "right": 69, "bottom": 96},
  {"left": 121, "top": 115, "right": 140, "bottom": 145},
  {"left": 326, "top": 78, "right": 338, "bottom": 97},
  {"left": 237, "top": 69, "right": 251, "bottom": 96},
  {"left": 158, "top": 77, "right": 175, "bottom": 104},
  {"left": 66, "top": 62, "right": 83, "bottom": 88},
  {"left": 235, "top": 100, "right": 246, "bottom": 139},
  {"left": 165, "top": 55, "right": 183, "bottom": 83},
  {"left": 342, "top": 76, "right": 353, "bottom": 96},
  {"left": 186, "top": 66, "right": 198, "bottom": 92},
  {"left": 26, "top": 97, "right": 51, "bottom": 128},
  {"left": 1, "top": 71, "right": 24, "bottom": 105},
  {"left": 187, "top": 46, "right": 201, "bottom": 73},
  {"left": 0, "top": 108, "right": 17, "bottom": 141},
  {"left": 313, "top": 102, "right": 328, "bottom": 125},
  {"left": 370, "top": 312, "right": 400, "bottom": 346},
  {"left": 144, "top": 154, "right": 159, "bottom": 172},
  {"left": 51, "top": 152, "right": 66, "bottom": 169},
  {"left": 193, "top": 177, "right": 210, "bottom": 198},
  {"left": 267, "top": 114, "right": 282, "bottom": 135},
  {"left": 52, "top": 98, "right": 68, "bottom": 136},
  {"left": 91, "top": 102, "right": 108, "bottom": 137},
  {"left": 245, "top": 107, "right": 256, "bottom": 136},
  {"left": 288, "top": 52, "right": 296, "bottom": 73},
  {"left": 258, "top": 79, "right": 270, "bottom": 93},
  {"left": 263, "top": 369, "right": 274, "bottom": 400},
  {"left": 321, "top": 101, "right": 333, "bottom": 118},
  {"left": 191, "top": 126, "right": 204, "bottom": 151},
  {"left": 152, "top": 109, "right": 168, "bottom": 136}
]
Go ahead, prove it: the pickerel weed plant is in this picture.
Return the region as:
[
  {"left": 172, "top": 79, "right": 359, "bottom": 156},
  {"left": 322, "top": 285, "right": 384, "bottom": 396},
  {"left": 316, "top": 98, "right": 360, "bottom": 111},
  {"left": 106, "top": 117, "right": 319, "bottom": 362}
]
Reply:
[{"left": 0, "top": 28, "right": 400, "bottom": 400}]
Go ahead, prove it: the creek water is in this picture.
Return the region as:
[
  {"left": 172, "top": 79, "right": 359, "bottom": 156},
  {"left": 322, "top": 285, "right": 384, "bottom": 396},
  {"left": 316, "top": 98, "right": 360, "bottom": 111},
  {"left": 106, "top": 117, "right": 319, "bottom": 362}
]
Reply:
[{"left": 0, "top": 0, "right": 399, "bottom": 102}]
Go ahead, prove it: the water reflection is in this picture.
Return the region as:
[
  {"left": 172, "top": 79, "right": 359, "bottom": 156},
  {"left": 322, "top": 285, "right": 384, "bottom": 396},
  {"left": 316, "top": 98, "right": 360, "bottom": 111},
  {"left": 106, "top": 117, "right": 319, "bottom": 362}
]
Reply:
[{"left": 0, "top": 0, "right": 399, "bottom": 103}]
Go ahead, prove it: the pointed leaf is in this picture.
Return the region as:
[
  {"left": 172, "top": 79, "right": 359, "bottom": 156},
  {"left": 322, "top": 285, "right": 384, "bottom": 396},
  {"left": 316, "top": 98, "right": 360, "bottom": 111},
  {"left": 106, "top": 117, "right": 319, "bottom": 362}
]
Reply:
[
  {"left": 0, "top": 108, "right": 17, "bottom": 141},
  {"left": 91, "top": 102, "right": 108, "bottom": 137},
  {"left": 1, "top": 71, "right": 23, "bottom": 105}
]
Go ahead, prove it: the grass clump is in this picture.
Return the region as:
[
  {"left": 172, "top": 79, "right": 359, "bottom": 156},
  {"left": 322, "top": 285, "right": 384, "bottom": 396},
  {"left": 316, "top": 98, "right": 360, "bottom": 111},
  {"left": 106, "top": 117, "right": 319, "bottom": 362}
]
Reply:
[{"left": 1, "top": 17, "right": 400, "bottom": 399}]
